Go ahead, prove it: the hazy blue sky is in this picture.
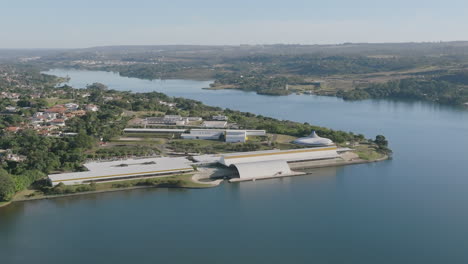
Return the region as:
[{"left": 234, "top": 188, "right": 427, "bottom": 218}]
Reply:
[{"left": 2, "top": 0, "right": 467, "bottom": 48}]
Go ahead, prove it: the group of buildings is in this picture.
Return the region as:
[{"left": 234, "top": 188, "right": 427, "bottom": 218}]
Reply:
[
  {"left": 181, "top": 129, "right": 266, "bottom": 143},
  {"left": 4, "top": 103, "right": 99, "bottom": 136},
  {"left": 48, "top": 144, "right": 347, "bottom": 186},
  {"left": 143, "top": 115, "right": 230, "bottom": 128},
  {"left": 123, "top": 127, "right": 267, "bottom": 143}
]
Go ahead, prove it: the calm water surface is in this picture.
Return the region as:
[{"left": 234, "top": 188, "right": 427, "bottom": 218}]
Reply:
[{"left": 1, "top": 69, "right": 467, "bottom": 264}]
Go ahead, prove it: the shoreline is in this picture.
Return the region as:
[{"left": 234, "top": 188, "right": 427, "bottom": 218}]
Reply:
[{"left": 1, "top": 155, "right": 388, "bottom": 208}]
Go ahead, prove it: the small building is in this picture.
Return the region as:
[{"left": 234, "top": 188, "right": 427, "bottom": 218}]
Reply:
[
  {"left": 5, "top": 106, "right": 17, "bottom": 112},
  {"left": 85, "top": 104, "right": 99, "bottom": 112},
  {"left": 50, "top": 119, "right": 66, "bottom": 127},
  {"left": 4, "top": 153, "right": 26, "bottom": 162},
  {"left": 212, "top": 115, "right": 228, "bottom": 121},
  {"left": 202, "top": 121, "right": 227, "bottom": 128},
  {"left": 292, "top": 131, "right": 334, "bottom": 147},
  {"left": 71, "top": 110, "right": 86, "bottom": 116},
  {"left": 45, "top": 106, "right": 67, "bottom": 114},
  {"left": 159, "top": 101, "right": 177, "bottom": 108},
  {"left": 187, "top": 117, "right": 202, "bottom": 122},
  {"left": 65, "top": 103, "right": 79, "bottom": 110},
  {"left": 5, "top": 126, "right": 21, "bottom": 133}
]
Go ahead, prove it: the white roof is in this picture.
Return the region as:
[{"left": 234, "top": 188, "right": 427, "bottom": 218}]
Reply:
[
  {"left": 226, "top": 130, "right": 247, "bottom": 135},
  {"left": 220, "top": 146, "right": 339, "bottom": 166},
  {"left": 202, "top": 121, "right": 227, "bottom": 128},
  {"left": 293, "top": 131, "right": 334, "bottom": 146},
  {"left": 231, "top": 160, "right": 292, "bottom": 180},
  {"left": 124, "top": 128, "right": 187, "bottom": 133},
  {"left": 49, "top": 157, "right": 193, "bottom": 185},
  {"left": 192, "top": 154, "right": 222, "bottom": 164}
]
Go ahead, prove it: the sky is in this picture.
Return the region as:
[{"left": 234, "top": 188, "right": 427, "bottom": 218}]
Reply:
[{"left": 1, "top": 0, "right": 468, "bottom": 48}]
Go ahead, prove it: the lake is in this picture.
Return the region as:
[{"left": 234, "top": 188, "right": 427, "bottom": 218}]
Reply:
[{"left": 1, "top": 69, "right": 467, "bottom": 263}]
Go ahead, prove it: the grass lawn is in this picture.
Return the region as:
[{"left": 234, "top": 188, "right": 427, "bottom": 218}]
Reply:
[
  {"left": 354, "top": 145, "right": 386, "bottom": 161},
  {"left": 95, "top": 174, "right": 211, "bottom": 189}
]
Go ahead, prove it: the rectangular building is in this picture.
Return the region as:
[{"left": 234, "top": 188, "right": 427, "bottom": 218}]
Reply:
[{"left": 48, "top": 157, "right": 194, "bottom": 186}]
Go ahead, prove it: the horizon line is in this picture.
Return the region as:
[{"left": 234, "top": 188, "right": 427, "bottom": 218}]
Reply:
[{"left": 1, "top": 40, "right": 468, "bottom": 50}]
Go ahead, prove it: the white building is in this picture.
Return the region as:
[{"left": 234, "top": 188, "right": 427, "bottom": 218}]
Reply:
[
  {"left": 225, "top": 130, "right": 247, "bottom": 143},
  {"left": 124, "top": 128, "right": 187, "bottom": 134},
  {"left": 85, "top": 104, "right": 99, "bottom": 112},
  {"left": 293, "top": 131, "right": 334, "bottom": 147},
  {"left": 50, "top": 119, "right": 66, "bottom": 127},
  {"left": 181, "top": 129, "right": 224, "bottom": 140},
  {"left": 212, "top": 115, "right": 228, "bottom": 121},
  {"left": 202, "top": 121, "right": 227, "bottom": 128},
  {"left": 187, "top": 117, "right": 202, "bottom": 122},
  {"left": 219, "top": 146, "right": 340, "bottom": 181},
  {"left": 48, "top": 157, "right": 194, "bottom": 186},
  {"left": 5, "top": 106, "right": 17, "bottom": 112},
  {"left": 159, "top": 101, "right": 177, "bottom": 108},
  {"left": 146, "top": 115, "right": 187, "bottom": 126},
  {"left": 180, "top": 129, "right": 265, "bottom": 142},
  {"left": 65, "top": 103, "right": 79, "bottom": 110}
]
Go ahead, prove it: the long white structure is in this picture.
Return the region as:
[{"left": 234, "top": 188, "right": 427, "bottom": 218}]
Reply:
[
  {"left": 181, "top": 129, "right": 266, "bottom": 142},
  {"left": 220, "top": 146, "right": 339, "bottom": 166},
  {"left": 181, "top": 129, "right": 224, "bottom": 140},
  {"left": 48, "top": 157, "right": 194, "bottom": 186},
  {"left": 124, "top": 128, "right": 187, "bottom": 133}
]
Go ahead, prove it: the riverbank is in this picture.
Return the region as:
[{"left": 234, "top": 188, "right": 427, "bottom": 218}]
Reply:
[
  {"left": 2, "top": 173, "right": 221, "bottom": 208},
  {"left": 0, "top": 201, "right": 12, "bottom": 208},
  {"left": 1, "top": 152, "right": 388, "bottom": 208}
]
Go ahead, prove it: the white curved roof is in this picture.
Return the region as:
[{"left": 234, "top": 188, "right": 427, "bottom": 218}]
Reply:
[
  {"left": 220, "top": 146, "right": 338, "bottom": 166},
  {"left": 230, "top": 160, "right": 292, "bottom": 180},
  {"left": 293, "top": 131, "right": 334, "bottom": 146}
]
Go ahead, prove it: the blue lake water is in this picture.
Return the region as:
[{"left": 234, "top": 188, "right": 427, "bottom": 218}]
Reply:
[{"left": 1, "top": 69, "right": 468, "bottom": 263}]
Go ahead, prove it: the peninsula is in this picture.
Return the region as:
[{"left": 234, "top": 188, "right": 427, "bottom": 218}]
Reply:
[{"left": 0, "top": 65, "right": 390, "bottom": 206}]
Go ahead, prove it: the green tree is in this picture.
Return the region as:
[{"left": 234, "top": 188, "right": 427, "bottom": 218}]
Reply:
[
  {"left": 0, "top": 169, "right": 15, "bottom": 201},
  {"left": 375, "top": 135, "right": 388, "bottom": 147}
]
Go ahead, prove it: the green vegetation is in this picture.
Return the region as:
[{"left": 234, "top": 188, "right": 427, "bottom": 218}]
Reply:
[
  {"left": 337, "top": 76, "right": 468, "bottom": 106},
  {"left": 224, "top": 109, "right": 365, "bottom": 144},
  {"left": 355, "top": 146, "right": 385, "bottom": 161},
  {"left": 34, "top": 42, "right": 468, "bottom": 104},
  {"left": 43, "top": 182, "right": 97, "bottom": 195},
  {"left": 41, "top": 174, "right": 207, "bottom": 197}
]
